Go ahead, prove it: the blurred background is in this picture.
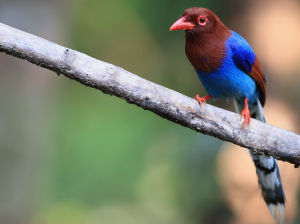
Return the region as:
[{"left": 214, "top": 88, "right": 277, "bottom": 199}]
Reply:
[{"left": 0, "top": 0, "right": 299, "bottom": 223}]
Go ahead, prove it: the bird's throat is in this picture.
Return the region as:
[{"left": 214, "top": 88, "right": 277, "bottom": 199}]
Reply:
[{"left": 185, "top": 30, "right": 231, "bottom": 73}]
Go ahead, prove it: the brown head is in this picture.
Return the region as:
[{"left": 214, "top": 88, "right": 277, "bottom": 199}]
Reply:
[{"left": 170, "top": 8, "right": 231, "bottom": 73}]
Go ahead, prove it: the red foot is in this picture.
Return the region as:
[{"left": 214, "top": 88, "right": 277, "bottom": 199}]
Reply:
[
  {"left": 240, "top": 98, "right": 251, "bottom": 130},
  {"left": 194, "top": 95, "right": 212, "bottom": 107}
]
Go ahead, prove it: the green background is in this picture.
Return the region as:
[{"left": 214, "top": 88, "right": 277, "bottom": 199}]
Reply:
[{"left": 0, "top": 0, "right": 299, "bottom": 223}]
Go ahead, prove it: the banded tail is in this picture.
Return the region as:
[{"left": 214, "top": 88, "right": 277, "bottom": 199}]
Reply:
[{"left": 234, "top": 99, "right": 286, "bottom": 223}]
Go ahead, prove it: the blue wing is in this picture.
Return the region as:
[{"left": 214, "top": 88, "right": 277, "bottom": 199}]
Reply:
[{"left": 227, "top": 31, "right": 256, "bottom": 74}]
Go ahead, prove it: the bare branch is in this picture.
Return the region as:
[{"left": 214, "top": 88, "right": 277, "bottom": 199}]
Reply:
[{"left": 0, "top": 22, "right": 299, "bottom": 165}]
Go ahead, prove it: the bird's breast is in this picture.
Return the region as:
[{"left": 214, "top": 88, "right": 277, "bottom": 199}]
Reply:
[{"left": 185, "top": 41, "right": 227, "bottom": 73}]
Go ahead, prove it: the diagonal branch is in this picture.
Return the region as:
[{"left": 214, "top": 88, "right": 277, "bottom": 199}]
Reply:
[{"left": 0, "top": 22, "right": 299, "bottom": 166}]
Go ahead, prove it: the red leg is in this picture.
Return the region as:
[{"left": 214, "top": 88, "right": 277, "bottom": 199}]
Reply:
[
  {"left": 240, "top": 97, "right": 251, "bottom": 130},
  {"left": 194, "top": 95, "right": 212, "bottom": 107}
]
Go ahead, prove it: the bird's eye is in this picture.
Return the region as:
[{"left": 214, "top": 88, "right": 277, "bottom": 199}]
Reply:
[{"left": 198, "top": 16, "right": 207, "bottom": 26}]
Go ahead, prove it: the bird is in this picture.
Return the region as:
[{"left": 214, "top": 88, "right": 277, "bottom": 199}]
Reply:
[{"left": 170, "top": 7, "right": 286, "bottom": 223}]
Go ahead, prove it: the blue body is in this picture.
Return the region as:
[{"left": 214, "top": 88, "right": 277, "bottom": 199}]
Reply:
[{"left": 195, "top": 31, "right": 260, "bottom": 106}]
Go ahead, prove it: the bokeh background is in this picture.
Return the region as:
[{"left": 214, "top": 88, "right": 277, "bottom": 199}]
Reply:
[{"left": 0, "top": 0, "right": 300, "bottom": 223}]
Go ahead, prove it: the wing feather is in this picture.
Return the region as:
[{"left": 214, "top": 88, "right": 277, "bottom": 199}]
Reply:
[{"left": 229, "top": 31, "right": 266, "bottom": 106}]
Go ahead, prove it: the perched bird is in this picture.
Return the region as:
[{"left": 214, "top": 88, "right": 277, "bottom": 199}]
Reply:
[{"left": 170, "top": 7, "right": 286, "bottom": 223}]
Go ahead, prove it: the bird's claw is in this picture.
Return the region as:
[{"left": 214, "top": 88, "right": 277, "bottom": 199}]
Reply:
[
  {"left": 194, "top": 94, "right": 206, "bottom": 107},
  {"left": 240, "top": 107, "right": 251, "bottom": 130}
]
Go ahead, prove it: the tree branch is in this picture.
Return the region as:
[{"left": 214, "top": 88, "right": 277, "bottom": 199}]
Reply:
[{"left": 0, "top": 22, "right": 299, "bottom": 165}]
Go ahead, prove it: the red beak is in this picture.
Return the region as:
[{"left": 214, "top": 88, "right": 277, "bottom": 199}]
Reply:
[{"left": 169, "top": 17, "right": 195, "bottom": 31}]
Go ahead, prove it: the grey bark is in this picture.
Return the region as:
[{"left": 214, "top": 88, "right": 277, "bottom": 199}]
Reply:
[{"left": 0, "top": 22, "right": 299, "bottom": 166}]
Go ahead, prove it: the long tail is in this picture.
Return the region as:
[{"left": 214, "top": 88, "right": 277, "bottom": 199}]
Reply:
[{"left": 234, "top": 99, "right": 286, "bottom": 223}]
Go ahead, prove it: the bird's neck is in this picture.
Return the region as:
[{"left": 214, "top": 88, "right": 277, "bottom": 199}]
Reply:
[{"left": 185, "top": 27, "right": 231, "bottom": 73}]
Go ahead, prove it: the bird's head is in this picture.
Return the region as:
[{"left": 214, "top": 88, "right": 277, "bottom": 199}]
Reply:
[
  {"left": 170, "top": 7, "right": 226, "bottom": 36},
  {"left": 169, "top": 7, "right": 231, "bottom": 73}
]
